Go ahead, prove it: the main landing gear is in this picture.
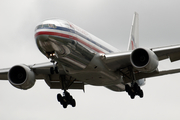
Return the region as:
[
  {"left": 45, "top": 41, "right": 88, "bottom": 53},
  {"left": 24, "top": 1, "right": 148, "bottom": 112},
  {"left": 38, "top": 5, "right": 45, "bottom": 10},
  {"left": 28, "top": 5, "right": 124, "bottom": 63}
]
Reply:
[
  {"left": 57, "top": 91, "right": 76, "bottom": 108},
  {"left": 57, "top": 75, "right": 76, "bottom": 108},
  {"left": 125, "top": 83, "right": 143, "bottom": 99},
  {"left": 49, "top": 61, "right": 76, "bottom": 108},
  {"left": 49, "top": 60, "right": 76, "bottom": 108},
  {"left": 124, "top": 67, "right": 144, "bottom": 99}
]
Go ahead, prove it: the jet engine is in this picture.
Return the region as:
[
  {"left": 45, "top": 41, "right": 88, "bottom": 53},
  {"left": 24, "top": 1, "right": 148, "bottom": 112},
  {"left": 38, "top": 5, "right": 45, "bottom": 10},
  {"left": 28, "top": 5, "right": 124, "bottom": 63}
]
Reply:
[
  {"left": 130, "top": 48, "right": 159, "bottom": 73},
  {"left": 8, "top": 65, "right": 36, "bottom": 90}
]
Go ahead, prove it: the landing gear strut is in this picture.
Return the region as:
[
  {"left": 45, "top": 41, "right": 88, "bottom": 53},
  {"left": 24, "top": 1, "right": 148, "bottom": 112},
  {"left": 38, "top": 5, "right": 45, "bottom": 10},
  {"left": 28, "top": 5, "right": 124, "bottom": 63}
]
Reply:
[{"left": 50, "top": 60, "right": 59, "bottom": 74}]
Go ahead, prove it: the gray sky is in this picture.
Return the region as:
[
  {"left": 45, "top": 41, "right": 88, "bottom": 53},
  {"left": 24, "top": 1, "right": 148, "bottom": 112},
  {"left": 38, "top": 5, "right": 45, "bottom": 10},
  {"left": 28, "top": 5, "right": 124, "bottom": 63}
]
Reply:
[{"left": 0, "top": 0, "right": 180, "bottom": 119}]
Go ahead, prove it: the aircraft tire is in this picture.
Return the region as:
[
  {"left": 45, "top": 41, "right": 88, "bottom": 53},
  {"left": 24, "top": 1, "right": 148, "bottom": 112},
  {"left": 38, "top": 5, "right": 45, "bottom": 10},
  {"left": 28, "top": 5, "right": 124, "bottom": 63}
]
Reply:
[
  {"left": 125, "top": 84, "right": 130, "bottom": 92},
  {"left": 71, "top": 99, "right": 76, "bottom": 107},
  {"left": 130, "top": 93, "right": 135, "bottom": 99},
  {"left": 63, "top": 101, "right": 68, "bottom": 108},
  {"left": 55, "top": 67, "right": 59, "bottom": 74},
  {"left": 134, "top": 83, "right": 140, "bottom": 92},
  {"left": 50, "top": 67, "right": 54, "bottom": 74},
  {"left": 57, "top": 94, "right": 63, "bottom": 104},
  {"left": 139, "top": 90, "right": 143, "bottom": 98}
]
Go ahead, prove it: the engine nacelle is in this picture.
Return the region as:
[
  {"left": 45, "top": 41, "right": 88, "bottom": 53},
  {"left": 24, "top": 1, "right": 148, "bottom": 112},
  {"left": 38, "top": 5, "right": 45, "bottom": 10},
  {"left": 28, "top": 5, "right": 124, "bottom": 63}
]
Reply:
[
  {"left": 8, "top": 65, "right": 36, "bottom": 90},
  {"left": 130, "top": 48, "right": 159, "bottom": 73}
]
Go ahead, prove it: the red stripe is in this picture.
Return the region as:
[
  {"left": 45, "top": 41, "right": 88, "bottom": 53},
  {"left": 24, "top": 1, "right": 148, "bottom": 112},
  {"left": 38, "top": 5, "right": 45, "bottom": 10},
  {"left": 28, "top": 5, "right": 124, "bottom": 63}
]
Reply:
[
  {"left": 35, "top": 31, "right": 104, "bottom": 53},
  {"left": 131, "top": 41, "right": 134, "bottom": 50}
]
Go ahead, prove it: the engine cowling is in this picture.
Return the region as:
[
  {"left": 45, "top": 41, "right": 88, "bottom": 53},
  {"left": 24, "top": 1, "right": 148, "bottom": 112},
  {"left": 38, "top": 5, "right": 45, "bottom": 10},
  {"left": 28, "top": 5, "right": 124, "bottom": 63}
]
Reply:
[
  {"left": 8, "top": 65, "right": 36, "bottom": 90},
  {"left": 130, "top": 48, "right": 159, "bottom": 73}
]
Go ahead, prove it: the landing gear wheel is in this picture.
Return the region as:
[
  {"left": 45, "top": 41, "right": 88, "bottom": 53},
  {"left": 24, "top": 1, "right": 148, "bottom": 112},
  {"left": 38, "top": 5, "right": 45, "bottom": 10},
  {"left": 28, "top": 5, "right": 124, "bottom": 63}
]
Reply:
[
  {"left": 62, "top": 99, "right": 68, "bottom": 108},
  {"left": 125, "top": 83, "right": 144, "bottom": 99},
  {"left": 130, "top": 93, "right": 135, "bottom": 99},
  {"left": 138, "top": 90, "right": 144, "bottom": 98},
  {"left": 134, "top": 83, "right": 140, "bottom": 92},
  {"left": 57, "top": 91, "right": 76, "bottom": 108},
  {"left": 57, "top": 94, "right": 63, "bottom": 105},
  {"left": 55, "top": 66, "right": 59, "bottom": 74},
  {"left": 125, "top": 84, "right": 130, "bottom": 92},
  {"left": 50, "top": 67, "right": 54, "bottom": 74},
  {"left": 71, "top": 99, "right": 76, "bottom": 107}
]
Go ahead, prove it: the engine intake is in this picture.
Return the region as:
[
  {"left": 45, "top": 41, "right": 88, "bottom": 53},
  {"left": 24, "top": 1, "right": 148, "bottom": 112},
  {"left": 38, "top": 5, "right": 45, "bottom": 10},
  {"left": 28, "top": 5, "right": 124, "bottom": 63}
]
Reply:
[
  {"left": 8, "top": 65, "right": 36, "bottom": 90},
  {"left": 130, "top": 48, "right": 159, "bottom": 73}
]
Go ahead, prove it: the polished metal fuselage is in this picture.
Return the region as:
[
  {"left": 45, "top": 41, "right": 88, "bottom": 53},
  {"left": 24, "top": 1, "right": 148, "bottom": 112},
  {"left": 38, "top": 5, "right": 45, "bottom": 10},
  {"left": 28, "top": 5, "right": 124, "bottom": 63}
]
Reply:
[{"left": 35, "top": 20, "right": 124, "bottom": 88}]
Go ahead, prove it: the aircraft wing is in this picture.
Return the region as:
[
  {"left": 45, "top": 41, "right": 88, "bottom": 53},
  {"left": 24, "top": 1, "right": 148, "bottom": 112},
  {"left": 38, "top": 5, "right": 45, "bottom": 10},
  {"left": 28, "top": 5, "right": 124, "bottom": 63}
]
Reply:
[
  {"left": 0, "top": 62, "right": 84, "bottom": 90},
  {"left": 101, "top": 44, "right": 180, "bottom": 78},
  {"left": 0, "top": 68, "right": 9, "bottom": 80},
  {"left": 151, "top": 44, "right": 180, "bottom": 62},
  {"left": 0, "top": 62, "right": 54, "bottom": 80}
]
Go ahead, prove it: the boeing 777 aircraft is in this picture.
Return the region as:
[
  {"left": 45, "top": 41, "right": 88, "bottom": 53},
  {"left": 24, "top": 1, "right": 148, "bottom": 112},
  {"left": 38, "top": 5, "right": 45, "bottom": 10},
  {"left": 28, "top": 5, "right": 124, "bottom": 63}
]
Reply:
[{"left": 1, "top": 12, "right": 180, "bottom": 108}]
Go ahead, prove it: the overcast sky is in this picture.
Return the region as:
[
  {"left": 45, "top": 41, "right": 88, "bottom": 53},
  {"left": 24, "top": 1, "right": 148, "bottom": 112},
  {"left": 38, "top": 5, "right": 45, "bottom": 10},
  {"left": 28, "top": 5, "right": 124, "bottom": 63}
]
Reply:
[{"left": 0, "top": 0, "right": 180, "bottom": 120}]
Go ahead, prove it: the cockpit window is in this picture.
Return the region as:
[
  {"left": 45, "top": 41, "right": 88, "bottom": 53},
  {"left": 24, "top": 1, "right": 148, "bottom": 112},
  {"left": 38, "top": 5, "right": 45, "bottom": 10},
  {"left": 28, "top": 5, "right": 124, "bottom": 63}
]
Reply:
[{"left": 35, "top": 24, "right": 56, "bottom": 30}]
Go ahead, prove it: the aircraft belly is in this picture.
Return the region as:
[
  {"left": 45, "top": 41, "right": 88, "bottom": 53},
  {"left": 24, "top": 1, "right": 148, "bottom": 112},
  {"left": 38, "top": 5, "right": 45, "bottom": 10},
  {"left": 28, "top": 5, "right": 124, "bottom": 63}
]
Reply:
[
  {"left": 68, "top": 54, "right": 123, "bottom": 86},
  {"left": 70, "top": 70, "right": 123, "bottom": 86},
  {"left": 36, "top": 35, "right": 95, "bottom": 70}
]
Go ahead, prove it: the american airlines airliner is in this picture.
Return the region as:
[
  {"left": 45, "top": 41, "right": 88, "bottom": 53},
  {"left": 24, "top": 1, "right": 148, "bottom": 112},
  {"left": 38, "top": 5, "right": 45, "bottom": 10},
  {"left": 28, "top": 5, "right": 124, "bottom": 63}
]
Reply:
[{"left": 1, "top": 12, "right": 180, "bottom": 108}]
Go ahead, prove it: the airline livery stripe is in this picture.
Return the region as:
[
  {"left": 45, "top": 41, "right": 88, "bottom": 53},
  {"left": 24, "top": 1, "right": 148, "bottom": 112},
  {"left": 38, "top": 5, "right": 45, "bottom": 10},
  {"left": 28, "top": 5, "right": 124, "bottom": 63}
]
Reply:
[
  {"left": 36, "top": 26, "right": 113, "bottom": 53},
  {"left": 35, "top": 31, "right": 105, "bottom": 53}
]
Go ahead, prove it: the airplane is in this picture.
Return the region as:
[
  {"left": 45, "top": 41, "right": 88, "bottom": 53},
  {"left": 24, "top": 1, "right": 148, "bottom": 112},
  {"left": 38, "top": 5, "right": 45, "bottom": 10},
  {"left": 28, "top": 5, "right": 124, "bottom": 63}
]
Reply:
[{"left": 1, "top": 12, "right": 180, "bottom": 108}]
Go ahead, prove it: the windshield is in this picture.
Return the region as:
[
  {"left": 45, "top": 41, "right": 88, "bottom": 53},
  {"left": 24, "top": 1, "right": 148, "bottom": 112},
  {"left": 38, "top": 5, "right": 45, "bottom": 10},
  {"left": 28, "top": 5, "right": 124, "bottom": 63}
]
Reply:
[{"left": 35, "top": 24, "right": 56, "bottom": 30}]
